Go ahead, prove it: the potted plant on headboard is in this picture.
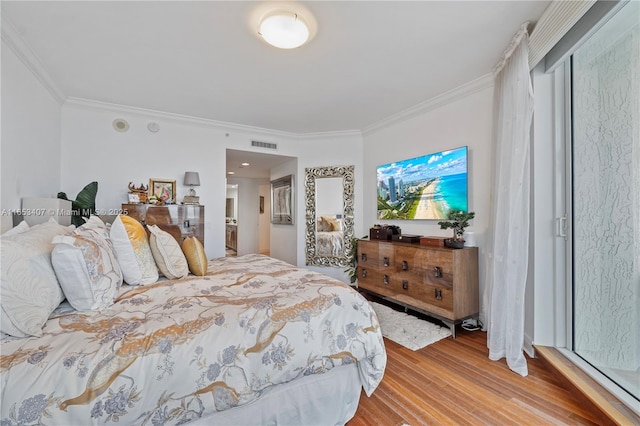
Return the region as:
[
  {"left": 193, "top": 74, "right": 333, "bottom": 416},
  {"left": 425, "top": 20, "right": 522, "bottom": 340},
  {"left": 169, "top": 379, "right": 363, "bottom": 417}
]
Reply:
[{"left": 438, "top": 210, "right": 475, "bottom": 249}]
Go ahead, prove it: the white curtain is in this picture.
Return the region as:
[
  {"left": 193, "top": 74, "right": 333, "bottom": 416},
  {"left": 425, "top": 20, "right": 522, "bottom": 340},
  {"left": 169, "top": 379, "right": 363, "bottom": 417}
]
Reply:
[{"left": 483, "top": 23, "right": 534, "bottom": 377}]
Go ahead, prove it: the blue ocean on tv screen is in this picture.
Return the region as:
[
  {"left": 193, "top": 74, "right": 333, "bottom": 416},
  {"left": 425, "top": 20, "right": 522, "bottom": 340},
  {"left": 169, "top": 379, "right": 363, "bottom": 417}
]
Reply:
[
  {"left": 437, "top": 173, "right": 468, "bottom": 212},
  {"left": 376, "top": 146, "right": 468, "bottom": 220}
]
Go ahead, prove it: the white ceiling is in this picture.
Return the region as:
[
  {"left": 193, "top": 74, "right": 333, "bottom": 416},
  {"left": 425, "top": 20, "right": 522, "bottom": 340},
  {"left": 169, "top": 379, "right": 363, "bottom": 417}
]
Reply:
[
  {"left": 226, "top": 149, "right": 295, "bottom": 179},
  {"left": 3, "top": 1, "right": 550, "bottom": 179},
  {"left": 2, "top": 1, "right": 550, "bottom": 136}
]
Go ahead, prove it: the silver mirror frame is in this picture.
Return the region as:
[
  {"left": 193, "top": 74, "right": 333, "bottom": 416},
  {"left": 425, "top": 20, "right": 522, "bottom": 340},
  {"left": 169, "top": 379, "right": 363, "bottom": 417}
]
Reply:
[{"left": 304, "top": 165, "right": 355, "bottom": 267}]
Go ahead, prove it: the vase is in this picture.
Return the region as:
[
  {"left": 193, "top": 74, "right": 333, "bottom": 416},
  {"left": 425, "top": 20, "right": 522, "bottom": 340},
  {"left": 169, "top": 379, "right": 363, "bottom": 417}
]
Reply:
[{"left": 444, "top": 239, "right": 465, "bottom": 249}]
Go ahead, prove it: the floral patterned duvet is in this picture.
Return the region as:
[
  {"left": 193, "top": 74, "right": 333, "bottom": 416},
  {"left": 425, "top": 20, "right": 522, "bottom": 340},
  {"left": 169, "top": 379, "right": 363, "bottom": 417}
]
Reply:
[{"left": 0, "top": 254, "right": 386, "bottom": 425}]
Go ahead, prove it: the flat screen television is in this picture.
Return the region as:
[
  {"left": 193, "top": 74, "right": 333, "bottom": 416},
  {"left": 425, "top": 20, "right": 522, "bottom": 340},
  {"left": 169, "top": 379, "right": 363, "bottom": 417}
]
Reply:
[{"left": 376, "top": 146, "right": 468, "bottom": 220}]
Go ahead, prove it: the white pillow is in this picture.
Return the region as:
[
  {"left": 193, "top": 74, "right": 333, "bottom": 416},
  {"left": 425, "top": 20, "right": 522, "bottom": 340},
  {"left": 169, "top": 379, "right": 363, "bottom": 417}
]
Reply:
[
  {"left": 0, "top": 219, "right": 72, "bottom": 337},
  {"left": 2, "top": 220, "right": 30, "bottom": 237},
  {"left": 81, "top": 215, "right": 108, "bottom": 230},
  {"left": 148, "top": 225, "right": 189, "bottom": 280},
  {"left": 110, "top": 215, "right": 158, "bottom": 285},
  {"left": 52, "top": 226, "right": 123, "bottom": 311}
]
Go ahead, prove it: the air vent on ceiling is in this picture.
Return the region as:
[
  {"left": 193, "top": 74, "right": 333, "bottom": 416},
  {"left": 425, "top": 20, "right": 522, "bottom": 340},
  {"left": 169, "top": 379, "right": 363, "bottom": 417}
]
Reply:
[{"left": 251, "top": 140, "right": 278, "bottom": 150}]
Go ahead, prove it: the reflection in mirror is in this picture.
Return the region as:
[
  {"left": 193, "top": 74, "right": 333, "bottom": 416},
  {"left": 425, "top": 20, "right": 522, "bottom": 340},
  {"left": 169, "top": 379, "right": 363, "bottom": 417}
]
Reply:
[{"left": 305, "top": 165, "right": 354, "bottom": 267}]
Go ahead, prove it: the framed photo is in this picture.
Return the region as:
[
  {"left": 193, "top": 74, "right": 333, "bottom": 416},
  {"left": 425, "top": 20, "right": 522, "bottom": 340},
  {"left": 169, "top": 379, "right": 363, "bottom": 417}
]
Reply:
[
  {"left": 127, "top": 193, "right": 140, "bottom": 203},
  {"left": 149, "top": 178, "right": 177, "bottom": 204},
  {"left": 260, "top": 196, "right": 265, "bottom": 214},
  {"left": 271, "top": 175, "right": 294, "bottom": 225}
]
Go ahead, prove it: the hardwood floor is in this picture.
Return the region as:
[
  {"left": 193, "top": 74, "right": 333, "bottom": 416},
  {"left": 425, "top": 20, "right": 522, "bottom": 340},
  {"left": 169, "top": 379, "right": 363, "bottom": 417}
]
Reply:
[{"left": 348, "top": 328, "right": 616, "bottom": 425}]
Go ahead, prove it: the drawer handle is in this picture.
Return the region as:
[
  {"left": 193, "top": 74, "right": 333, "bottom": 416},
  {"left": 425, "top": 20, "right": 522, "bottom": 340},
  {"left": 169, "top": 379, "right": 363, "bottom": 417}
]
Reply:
[
  {"left": 361, "top": 253, "right": 367, "bottom": 262},
  {"left": 383, "top": 257, "right": 389, "bottom": 267},
  {"left": 383, "top": 275, "right": 389, "bottom": 285},
  {"left": 402, "top": 280, "right": 409, "bottom": 290},
  {"left": 434, "top": 266, "right": 442, "bottom": 278},
  {"left": 435, "top": 288, "right": 442, "bottom": 300},
  {"left": 402, "top": 260, "right": 408, "bottom": 271},
  {"left": 361, "top": 269, "right": 367, "bottom": 278}
]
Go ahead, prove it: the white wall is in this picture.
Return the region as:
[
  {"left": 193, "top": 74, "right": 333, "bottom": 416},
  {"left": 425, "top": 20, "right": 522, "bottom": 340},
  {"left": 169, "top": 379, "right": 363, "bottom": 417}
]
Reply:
[
  {"left": 59, "top": 101, "right": 363, "bottom": 265},
  {"left": 295, "top": 133, "right": 364, "bottom": 281},
  {"left": 362, "top": 84, "right": 494, "bottom": 321},
  {"left": 1, "top": 41, "right": 62, "bottom": 231}
]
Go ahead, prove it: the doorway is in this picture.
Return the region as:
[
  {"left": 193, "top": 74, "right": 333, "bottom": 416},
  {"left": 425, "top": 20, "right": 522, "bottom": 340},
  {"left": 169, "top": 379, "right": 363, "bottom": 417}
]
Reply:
[{"left": 225, "top": 149, "right": 295, "bottom": 257}]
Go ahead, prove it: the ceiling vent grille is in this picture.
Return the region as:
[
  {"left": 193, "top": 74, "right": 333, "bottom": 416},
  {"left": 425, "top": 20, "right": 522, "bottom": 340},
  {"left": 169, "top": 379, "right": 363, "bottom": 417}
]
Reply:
[{"left": 251, "top": 140, "right": 278, "bottom": 150}]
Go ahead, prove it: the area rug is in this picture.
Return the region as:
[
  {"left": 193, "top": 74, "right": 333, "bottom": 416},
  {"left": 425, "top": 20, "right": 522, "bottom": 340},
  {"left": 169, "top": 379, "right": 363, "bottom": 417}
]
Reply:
[{"left": 370, "top": 301, "right": 451, "bottom": 350}]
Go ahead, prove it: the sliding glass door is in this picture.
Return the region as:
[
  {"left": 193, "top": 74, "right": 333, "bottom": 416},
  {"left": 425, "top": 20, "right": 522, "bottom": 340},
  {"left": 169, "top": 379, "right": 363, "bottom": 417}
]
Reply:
[{"left": 569, "top": 1, "right": 639, "bottom": 401}]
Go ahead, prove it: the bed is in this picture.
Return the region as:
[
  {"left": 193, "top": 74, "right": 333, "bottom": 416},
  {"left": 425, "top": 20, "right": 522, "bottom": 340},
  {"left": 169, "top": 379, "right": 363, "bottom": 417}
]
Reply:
[
  {"left": 0, "top": 250, "right": 386, "bottom": 425},
  {"left": 316, "top": 215, "right": 345, "bottom": 257}
]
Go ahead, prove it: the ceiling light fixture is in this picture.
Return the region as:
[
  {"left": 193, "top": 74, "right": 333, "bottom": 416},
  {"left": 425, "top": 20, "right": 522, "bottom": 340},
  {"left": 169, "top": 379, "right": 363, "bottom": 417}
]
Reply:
[
  {"left": 241, "top": 162, "right": 250, "bottom": 166},
  {"left": 259, "top": 11, "right": 309, "bottom": 49}
]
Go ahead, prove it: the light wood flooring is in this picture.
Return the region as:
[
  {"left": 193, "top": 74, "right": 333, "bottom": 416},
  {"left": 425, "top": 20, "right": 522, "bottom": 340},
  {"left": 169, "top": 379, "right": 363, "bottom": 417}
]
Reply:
[{"left": 347, "top": 325, "right": 622, "bottom": 425}]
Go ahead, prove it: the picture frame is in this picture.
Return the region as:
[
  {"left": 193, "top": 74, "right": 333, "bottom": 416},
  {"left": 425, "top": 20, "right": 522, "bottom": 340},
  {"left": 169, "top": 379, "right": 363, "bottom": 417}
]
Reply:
[
  {"left": 149, "top": 178, "right": 177, "bottom": 204},
  {"left": 259, "top": 196, "right": 265, "bottom": 214},
  {"left": 270, "top": 175, "right": 294, "bottom": 225},
  {"left": 127, "top": 193, "right": 140, "bottom": 203}
]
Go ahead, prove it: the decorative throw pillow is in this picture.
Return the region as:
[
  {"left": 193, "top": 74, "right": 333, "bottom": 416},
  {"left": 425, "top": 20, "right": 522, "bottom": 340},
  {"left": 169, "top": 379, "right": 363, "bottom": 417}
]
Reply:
[
  {"left": 110, "top": 215, "right": 158, "bottom": 285},
  {"left": 329, "top": 219, "right": 342, "bottom": 232},
  {"left": 148, "top": 225, "right": 189, "bottom": 280},
  {"left": 182, "top": 236, "right": 207, "bottom": 276},
  {"left": 0, "top": 219, "right": 72, "bottom": 337},
  {"left": 2, "top": 220, "right": 30, "bottom": 237},
  {"left": 52, "top": 226, "right": 123, "bottom": 311},
  {"left": 317, "top": 218, "right": 328, "bottom": 232},
  {"left": 80, "top": 215, "right": 108, "bottom": 230}
]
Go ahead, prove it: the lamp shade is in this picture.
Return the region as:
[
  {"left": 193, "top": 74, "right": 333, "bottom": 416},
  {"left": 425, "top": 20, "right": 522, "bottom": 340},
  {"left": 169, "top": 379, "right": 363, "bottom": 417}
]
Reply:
[{"left": 184, "top": 172, "right": 200, "bottom": 187}]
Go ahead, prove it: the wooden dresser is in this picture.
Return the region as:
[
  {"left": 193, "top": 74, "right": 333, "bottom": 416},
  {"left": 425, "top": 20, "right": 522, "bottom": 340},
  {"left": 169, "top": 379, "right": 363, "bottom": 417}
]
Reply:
[
  {"left": 357, "top": 239, "right": 478, "bottom": 337},
  {"left": 122, "top": 204, "right": 205, "bottom": 246}
]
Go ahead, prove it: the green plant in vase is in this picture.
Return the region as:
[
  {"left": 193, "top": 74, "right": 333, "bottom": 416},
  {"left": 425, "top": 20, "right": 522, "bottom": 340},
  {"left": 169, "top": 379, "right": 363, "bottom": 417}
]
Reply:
[
  {"left": 344, "top": 236, "right": 369, "bottom": 284},
  {"left": 438, "top": 210, "right": 475, "bottom": 249},
  {"left": 58, "top": 181, "right": 98, "bottom": 227}
]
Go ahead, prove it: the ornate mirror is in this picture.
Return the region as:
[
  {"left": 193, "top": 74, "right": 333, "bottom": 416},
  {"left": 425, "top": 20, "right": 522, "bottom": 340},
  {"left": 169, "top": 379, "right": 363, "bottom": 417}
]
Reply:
[{"left": 305, "top": 165, "right": 355, "bottom": 267}]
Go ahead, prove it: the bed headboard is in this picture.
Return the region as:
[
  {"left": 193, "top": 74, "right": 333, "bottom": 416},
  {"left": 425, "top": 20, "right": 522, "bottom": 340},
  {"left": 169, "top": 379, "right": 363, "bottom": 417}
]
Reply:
[{"left": 7, "top": 198, "right": 73, "bottom": 229}]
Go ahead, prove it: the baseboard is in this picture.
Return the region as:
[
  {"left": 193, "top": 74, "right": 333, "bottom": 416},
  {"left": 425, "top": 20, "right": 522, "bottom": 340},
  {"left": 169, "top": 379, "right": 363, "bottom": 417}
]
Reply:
[
  {"left": 523, "top": 332, "right": 534, "bottom": 358},
  {"left": 534, "top": 345, "right": 640, "bottom": 425}
]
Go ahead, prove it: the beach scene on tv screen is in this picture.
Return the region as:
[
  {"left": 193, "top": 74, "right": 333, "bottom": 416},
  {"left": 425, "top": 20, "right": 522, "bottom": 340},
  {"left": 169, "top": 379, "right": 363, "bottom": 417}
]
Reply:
[{"left": 377, "top": 146, "right": 468, "bottom": 220}]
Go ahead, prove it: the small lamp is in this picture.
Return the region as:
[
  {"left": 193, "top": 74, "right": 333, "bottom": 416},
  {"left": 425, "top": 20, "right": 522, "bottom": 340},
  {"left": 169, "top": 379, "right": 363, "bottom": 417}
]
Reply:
[{"left": 184, "top": 172, "right": 200, "bottom": 196}]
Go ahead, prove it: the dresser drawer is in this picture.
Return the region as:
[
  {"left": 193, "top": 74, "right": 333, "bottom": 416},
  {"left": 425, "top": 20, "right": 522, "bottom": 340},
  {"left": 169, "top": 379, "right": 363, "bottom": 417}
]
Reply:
[
  {"left": 358, "top": 241, "right": 395, "bottom": 270},
  {"left": 395, "top": 246, "right": 453, "bottom": 272},
  {"left": 392, "top": 275, "right": 453, "bottom": 311},
  {"left": 358, "top": 267, "right": 397, "bottom": 294}
]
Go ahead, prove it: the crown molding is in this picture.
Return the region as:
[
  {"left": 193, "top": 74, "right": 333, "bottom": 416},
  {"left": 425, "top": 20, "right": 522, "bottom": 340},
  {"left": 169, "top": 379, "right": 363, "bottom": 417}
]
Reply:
[
  {"left": 362, "top": 73, "right": 495, "bottom": 136},
  {"left": 64, "top": 97, "right": 302, "bottom": 139},
  {"left": 64, "top": 97, "right": 364, "bottom": 141},
  {"left": 297, "top": 129, "right": 363, "bottom": 140},
  {"left": 1, "top": 15, "right": 66, "bottom": 104}
]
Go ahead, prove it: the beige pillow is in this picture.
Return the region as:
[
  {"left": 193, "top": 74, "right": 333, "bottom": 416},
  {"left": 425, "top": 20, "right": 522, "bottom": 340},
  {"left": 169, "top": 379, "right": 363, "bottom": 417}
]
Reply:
[
  {"left": 182, "top": 236, "right": 207, "bottom": 276},
  {"left": 148, "top": 225, "right": 189, "bottom": 280},
  {"left": 0, "top": 220, "right": 72, "bottom": 337},
  {"left": 110, "top": 215, "right": 158, "bottom": 285}
]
